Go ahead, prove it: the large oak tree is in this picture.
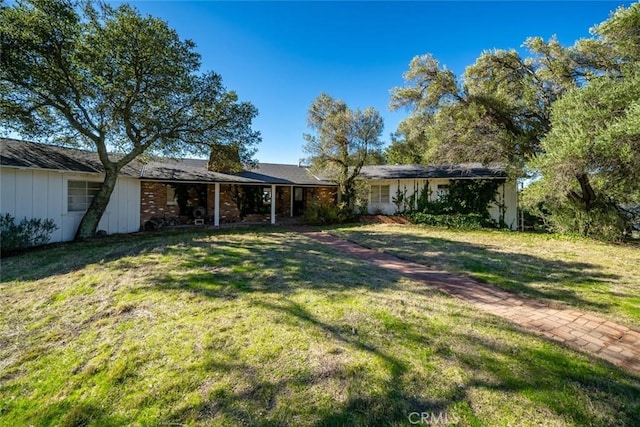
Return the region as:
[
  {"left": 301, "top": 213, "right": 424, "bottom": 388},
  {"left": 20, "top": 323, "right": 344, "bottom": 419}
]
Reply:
[
  {"left": 388, "top": 2, "right": 640, "bottom": 238},
  {"left": 0, "top": 0, "right": 260, "bottom": 239}
]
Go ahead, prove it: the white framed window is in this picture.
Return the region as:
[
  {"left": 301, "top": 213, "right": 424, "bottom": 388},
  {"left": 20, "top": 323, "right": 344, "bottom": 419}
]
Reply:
[
  {"left": 436, "top": 184, "right": 450, "bottom": 199},
  {"left": 370, "top": 184, "right": 390, "bottom": 204},
  {"left": 167, "top": 186, "right": 178, "bottom": 205},
  {"left": 68, "top": 180, "right": 101, "bottom": 212}
]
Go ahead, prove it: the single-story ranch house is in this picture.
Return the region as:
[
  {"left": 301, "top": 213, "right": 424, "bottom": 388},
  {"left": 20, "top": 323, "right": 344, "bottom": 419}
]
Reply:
[{"left": 1, "top": 138, "right": 517, "bottom": 242}]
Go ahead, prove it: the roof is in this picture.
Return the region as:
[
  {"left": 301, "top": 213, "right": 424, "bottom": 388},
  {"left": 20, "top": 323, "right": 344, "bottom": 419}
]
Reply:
[
  {"left": 141, "top": 158, "right": 333, "bottom": 185},
  {"left": 359, "top": 163, "right": 507, "bottom": 180},
  {"left": 1, "top": 139, "right": 505, "bottom": 184},
  {"left": 0, "top": 138, "right": 142, "bottom": 177},
  {"left": 0, "top": 138, "right": 334, "bottom": 186}
]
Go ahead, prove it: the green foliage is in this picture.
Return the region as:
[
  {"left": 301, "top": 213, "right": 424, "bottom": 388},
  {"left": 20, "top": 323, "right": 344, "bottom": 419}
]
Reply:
[
  {"left": 303, "top": 93, "right": 384, "bottom": 210},
  {"left": 0, "top": 0, "right": 260, "bottom": 239},
  {"left": 392, "top": 185, "right": 408, "bottom": 213},
  {"left": 415, "top": 182, "right": 431, "bottom": 212},
  {"left": 403, "top": 179, "right": 502, "bottom": 229},
  {"left": 388, "top": 3, "right": 640, "bottom": 241},
  {"left": 302, "top": 201, "right": 351, "bottom": 225},
  {"left": 353, "top": 180, "right": 370, "bottom": 215},
  {"left": 405, "top": 212, "right": 494, "bottom": 229},
  {"left": 523, "top": 181, "right": 633, "bottom": 242},
  {"left": 0, "top": 213, "right": 58, "bottom": 255},
  {"left": 526, "top": 66, "right": 640, "bottom": 241}
]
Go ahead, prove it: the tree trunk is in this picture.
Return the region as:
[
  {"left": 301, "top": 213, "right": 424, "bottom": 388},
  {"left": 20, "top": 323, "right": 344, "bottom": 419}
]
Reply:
[
  {"left": 74, "top": 166, "right": 119, "bottom": 240},
  {"left": 568, "top": 173, "right": 597, "bottom": 212}
]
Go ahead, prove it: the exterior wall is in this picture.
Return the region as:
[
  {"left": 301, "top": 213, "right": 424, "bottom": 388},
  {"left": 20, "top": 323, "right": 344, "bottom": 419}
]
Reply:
[
  {"left": 1, "top": 167, "right": 140, "bottom": 242},
  {"left": 366, "top": 178, "right": 518, "bottom": 230},
  {"left": 219, "top": 184, "right": 241, "bottom": 223},
  {"left": 489, "top": 179, "right": 518, "bottom": 230},
  {"left": 276, "top": 186, "right": 292, "bottom": 216},
  {"left": 140, "top": 181, "right": 180, "bottom": 224},
  {"left": 139, "top": 182, "right": 336, "bottom": 225},
  {"left": 316, "top": 186, "right": 337, "bottom": 205}
]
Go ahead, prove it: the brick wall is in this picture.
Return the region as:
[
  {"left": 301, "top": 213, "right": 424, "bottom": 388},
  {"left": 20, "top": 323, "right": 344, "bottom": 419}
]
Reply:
[
  {"left": 140, "top": 181, "right": 180, "bottom": 224},
  {"left": 276, "top": 186, "right": 291, "bottom": 216},
  {"left": 219, "top": 184, "right": 241, "bottom": 223},
  {"left": 316, "top": 186, "right": 337, "bottom": 205},
  {"left": 141, "top": 182, "right": 337, "bottom": 225}
]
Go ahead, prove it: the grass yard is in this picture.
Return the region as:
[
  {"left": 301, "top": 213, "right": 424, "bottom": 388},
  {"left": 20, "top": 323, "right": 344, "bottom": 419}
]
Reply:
[
  {"left": 328, "top": 224, "right": 640, "bottom": 331},
  {"left": 1, "top": 227, "right": 639, "bottom": 426}
]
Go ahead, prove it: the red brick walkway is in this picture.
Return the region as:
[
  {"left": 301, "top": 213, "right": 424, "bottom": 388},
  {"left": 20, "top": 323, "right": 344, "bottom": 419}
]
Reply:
[{"left": 295, "top": 228, "right": 640, "bottom": 375}]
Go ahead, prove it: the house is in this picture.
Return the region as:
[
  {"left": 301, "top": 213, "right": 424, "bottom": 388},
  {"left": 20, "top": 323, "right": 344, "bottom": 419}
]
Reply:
[
  {"left": 1, "top": 138, "right": 519, "bottom": 243},
  {"left": 359, "top": 164, "right": 518, "bottom": 229},
  {"left": 0, "top": 138, "right": 336, "bottom": 242}
]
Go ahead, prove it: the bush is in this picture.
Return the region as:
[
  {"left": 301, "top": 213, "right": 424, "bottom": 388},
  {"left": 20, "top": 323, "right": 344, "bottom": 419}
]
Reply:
[
  {"left": 405, "top": 212, "right": 496, "bottom": 230},
  {"left": 0, "top": 213, "right": 58, "bottom": 256},
  {"left": 302, "top": 201, "right": 352, "bottom": 225}
]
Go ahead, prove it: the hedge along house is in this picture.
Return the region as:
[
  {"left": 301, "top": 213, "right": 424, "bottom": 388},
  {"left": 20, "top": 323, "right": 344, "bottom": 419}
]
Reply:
[
  {"left": 359, "top": 164, "right": 518, "bottom": 229},
  {"left": 1, "top": 138, "right": 336, "bottom": 242}
]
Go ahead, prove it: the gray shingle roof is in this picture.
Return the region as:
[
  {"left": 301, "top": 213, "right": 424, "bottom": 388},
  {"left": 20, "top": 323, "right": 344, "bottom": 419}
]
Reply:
[
  {"left": 2, "top": 139, "right": 505, "bottom": 184},
  {"left": 0, "top": 138, "right": 334, "bottom": 185},
  {"left": 359, "top": 163, "right": 506, "bottom": 180},
  {"left": 0, "top": 138, "right": 142, "bottom": 177}
]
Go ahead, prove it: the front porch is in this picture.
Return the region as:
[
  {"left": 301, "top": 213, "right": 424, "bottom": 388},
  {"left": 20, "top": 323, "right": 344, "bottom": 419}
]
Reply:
[{"left": 140, "top": 181, "right": 336, "bottom": 228}]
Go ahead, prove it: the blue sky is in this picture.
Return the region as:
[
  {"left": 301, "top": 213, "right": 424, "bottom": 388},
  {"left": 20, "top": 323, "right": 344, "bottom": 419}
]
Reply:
[{"left": 125, "top": 1, "right": 632, "bottom": 164}]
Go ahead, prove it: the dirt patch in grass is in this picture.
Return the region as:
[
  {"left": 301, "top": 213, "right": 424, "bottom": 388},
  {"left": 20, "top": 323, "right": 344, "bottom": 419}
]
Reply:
[{"left": 359, "top": 215, "right": 411, "bottom": 225}]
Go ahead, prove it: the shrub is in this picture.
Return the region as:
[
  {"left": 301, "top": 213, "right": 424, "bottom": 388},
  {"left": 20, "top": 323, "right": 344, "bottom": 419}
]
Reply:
[
  {"left": 405, "top": 212, "right": 496, "bottom": 230},
  {"left": 302, "top": 201, "right": 352, "bottom": 225},
  {"left": 0, "top": 213, "right": 58, "bottom": 256}
]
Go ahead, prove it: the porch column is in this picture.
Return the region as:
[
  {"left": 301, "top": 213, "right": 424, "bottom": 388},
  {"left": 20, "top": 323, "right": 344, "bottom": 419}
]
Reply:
[
  {"left": 290, "top": 185, "right": 294, "bottom": 217},
  {"left": 214, "top": 182, "right": 220, "bottom": 227},
  {"left": 271, "top": 184, "right": 276, "bottom": 224}
]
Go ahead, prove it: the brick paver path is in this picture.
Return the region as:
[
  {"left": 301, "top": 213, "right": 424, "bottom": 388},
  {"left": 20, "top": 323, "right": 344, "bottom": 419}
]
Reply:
[{"left": 295, "top": 228, "right": 640, "bottom": 375}]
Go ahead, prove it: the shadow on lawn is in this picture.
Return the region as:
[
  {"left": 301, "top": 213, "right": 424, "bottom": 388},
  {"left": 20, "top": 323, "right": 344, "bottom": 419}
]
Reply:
[
  {"left": 161, "top": 293, "right": 640, "bottom": 426},
  {"left": 151, "top": 232, "right": 395, "bottom": 299},
  {"left": 8, "top": 227, "right": 640, "bottom": 425},
  {"left": 0, "top": 227, "right": 221, "bottom": 283},
  {"left": 334, "top": 228, "right": 624, "bottom": 312}
]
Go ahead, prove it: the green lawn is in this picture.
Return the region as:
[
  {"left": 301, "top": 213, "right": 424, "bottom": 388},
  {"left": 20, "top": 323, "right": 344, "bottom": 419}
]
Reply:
[
  {"left": 1, "top": 227, "right": 639, "bottom": 426},
  {"left": 328, "top": 223, "right": 640, "bottom": 331}
]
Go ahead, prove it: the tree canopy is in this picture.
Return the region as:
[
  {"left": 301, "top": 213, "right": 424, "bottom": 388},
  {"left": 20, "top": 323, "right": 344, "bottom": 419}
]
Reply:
[
  {"left": 0, "top": 0, "right": 260, "bottom": 239},
  {"left": 388, "top": 2, "right": 640, "bottom": 239},
  {"left": 303, "top": 93, "right": 384, "bottom": 210}
]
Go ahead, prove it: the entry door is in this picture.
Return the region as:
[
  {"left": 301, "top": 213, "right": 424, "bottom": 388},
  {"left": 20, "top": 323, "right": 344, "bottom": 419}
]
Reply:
[{"left": 293, "top": 187, "right": 305, "bottom": 216}]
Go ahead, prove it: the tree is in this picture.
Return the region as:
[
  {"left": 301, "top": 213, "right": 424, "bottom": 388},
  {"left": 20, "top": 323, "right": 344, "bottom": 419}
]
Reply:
[
  {"left": 303, "top": 93, "right": 384, "bottom": 209},
  {"left": 0, "top": 0, "right": 260, "bottom": 239},
  {"left": 388, "top": 40, "right": 584, "bottom": 171},
  {"left": 523, "top": 3, "right": 640, "bottom": 239},
  {"left": 524, "top": 66, "right": 640, "bottom": 239},
  {"left": 388, "top": 2, "right": 640, "bottom": 239}
]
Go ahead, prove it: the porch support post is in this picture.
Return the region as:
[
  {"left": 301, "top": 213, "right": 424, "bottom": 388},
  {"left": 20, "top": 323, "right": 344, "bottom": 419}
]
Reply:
[
  {"left": 271, "top": 184, "right": 276, "bottom": 224},
  {"left": 290, "top": 186, "right": 294, "bottom": 217},
  {"left": 214, "top": 182, "right": 220, "bottom": 227}
]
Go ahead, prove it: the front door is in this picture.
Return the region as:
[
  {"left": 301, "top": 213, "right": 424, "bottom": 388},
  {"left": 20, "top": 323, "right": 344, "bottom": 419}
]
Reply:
[{"left": 293, "top": 187, "right": 305, "bottom": 216}]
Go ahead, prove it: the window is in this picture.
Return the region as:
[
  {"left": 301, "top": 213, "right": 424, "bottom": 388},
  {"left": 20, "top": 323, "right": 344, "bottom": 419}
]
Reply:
[
  {"left": 167, "top": 186, "right": 177, "bottom": 205},
  {"left": 68, "top": 180, "right": 101, "bottom": 212},
  {"left": 370, "top": 184, "right": 390, "bottom": 204},
  {"left": 436, "top": 184, "right": 450, "bottom": 199}
]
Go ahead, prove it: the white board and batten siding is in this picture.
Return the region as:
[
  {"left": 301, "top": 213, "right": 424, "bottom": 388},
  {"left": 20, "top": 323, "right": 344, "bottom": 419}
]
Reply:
[
  {"left": 1, "top": 167, "right": 140, "bottom": 242},
  {"left": 367, "top": 178, "right": 518, "bottom": 230}
]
